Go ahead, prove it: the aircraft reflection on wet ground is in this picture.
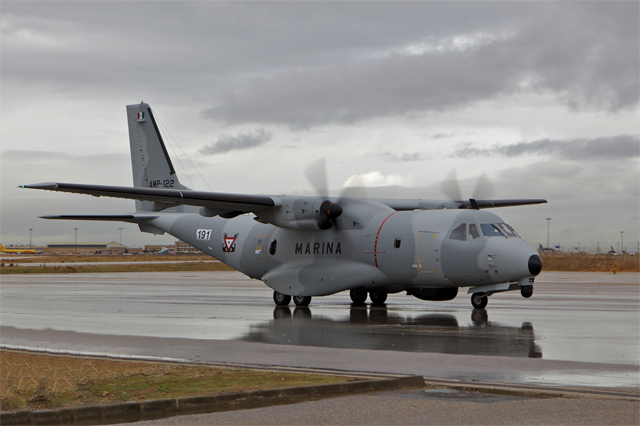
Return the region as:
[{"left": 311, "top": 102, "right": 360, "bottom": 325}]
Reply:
[{"left": 242, "top": 306, "right": 542, "bottom": 359}]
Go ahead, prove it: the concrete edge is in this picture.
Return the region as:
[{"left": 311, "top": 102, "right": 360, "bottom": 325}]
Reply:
[
  {"left": 422, "top": 379, "right": 640, "bottom": 402},
  {"left": 0, "top": 375, "right": 426, "bottom": 426}
]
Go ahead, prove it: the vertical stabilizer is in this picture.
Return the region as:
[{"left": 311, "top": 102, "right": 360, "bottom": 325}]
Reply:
[{"left": 126, "top": 103, "right": 191, "bottom": 211}]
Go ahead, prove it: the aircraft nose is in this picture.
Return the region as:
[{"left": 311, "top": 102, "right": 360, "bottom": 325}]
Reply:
[{"left": 528, "top": 254, "right": 542, "bottom": 276}]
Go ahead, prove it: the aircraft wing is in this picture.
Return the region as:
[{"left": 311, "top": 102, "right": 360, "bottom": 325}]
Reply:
[
  {"left": 22, "top": 182, "right": 545, "bottom": 217},
  {"left": 456, "top": 199, "right": 547, "bottom": 209},
  {"left": 382, "top": 198, "right": 547, "bottom": 210},
  {"left": 21, "top": 182, "right": 276, "bottom": 216}
]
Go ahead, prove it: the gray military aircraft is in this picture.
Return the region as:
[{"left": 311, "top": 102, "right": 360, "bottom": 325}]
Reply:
[{"left": 22, "top": 103, "right": 545, "bottom": 309}]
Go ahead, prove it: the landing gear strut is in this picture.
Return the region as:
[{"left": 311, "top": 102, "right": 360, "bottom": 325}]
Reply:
[{"left": 470, "top": 293, "right": 488, "bottom": 309}]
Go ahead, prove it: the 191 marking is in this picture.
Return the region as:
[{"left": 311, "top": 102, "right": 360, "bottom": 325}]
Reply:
[{"left": 196, "top": 229, "right": 212, "bottom": 240}]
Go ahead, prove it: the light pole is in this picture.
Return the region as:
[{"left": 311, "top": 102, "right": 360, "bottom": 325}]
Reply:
[
  {"left": 546, "top": 218, "right": 551, "bottom": 250},
  {"left": 74, "top": 228, "right": 78, "bottom": 254},
  {"left": 29, "top": 229, "right": 33, "bottom": 248},
  {"left": 621, "top": 231, "right": 624, "bottom": 255},
  {"left": 118, "top": 227, "right": 124, "bottom": 245}
]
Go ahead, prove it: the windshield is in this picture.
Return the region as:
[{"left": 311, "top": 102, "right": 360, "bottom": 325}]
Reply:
[
  {"left": 480, "top": 223, "right": 505, "bottom": 237},
  {"left": 497, "top": 223, "right": 519, "bottom": 237},
  {"left": 480, "top": 223, "right": 520, "bottom": 237}
]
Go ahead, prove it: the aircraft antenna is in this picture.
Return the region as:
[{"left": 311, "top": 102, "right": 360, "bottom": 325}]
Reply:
[{"left": 155, "top": 115, "right": 213, "bottom": 192}]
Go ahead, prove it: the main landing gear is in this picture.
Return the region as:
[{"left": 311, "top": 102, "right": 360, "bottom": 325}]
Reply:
[
  {"left": 273, "top": 291, "right": 312, "bottom": 307},
  {"left": 349, "top": 288, "right": 388, "bottom": 306}
]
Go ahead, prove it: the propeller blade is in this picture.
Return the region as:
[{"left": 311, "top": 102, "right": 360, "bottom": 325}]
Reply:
[
  {"left": 304, "top": 157, "right": 328, "bottom": 198},
  {"left": 441, "top": 169, "right": 462, "bottom": 201},
  {"left": 472, "top": 173, "right": 496, "bottom": 200}
]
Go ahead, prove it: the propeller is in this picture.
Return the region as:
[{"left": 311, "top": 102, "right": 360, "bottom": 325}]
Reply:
[
  {"left": 440, "top": 169, "right": 496, "bottom": 209},
  {"left": 304, "top": 157, "right": 329, "bottom": 199},
  {"left": 304, "top": 158, "right": 343, "bottom": 230}
]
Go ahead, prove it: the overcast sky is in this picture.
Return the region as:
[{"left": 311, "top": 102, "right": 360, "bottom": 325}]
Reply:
[{"left": 1, "top": 1, "right": 638, "bottom": 252}]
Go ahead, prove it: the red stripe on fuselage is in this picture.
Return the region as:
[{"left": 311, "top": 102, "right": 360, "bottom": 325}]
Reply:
[{"left": 374, "top": 212, "right": 397, "bottom": 268}]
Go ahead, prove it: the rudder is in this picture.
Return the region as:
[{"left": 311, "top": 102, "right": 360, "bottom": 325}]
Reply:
[{"left": 126, "top": 102, "right": 190, "bottom": 211}]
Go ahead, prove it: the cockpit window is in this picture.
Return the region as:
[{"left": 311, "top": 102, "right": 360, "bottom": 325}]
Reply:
[
  {"left": 497, "top": 223, "right": 519, "bottom": 237},
  {"left": 449, "top": 223, "right": 466, "bottom": 241},
  {"left": 469, "top": 224, "right": 480, "bottom": 240},
  {"left": 480, "top": 223, "right": 505, "bottom": 237}
]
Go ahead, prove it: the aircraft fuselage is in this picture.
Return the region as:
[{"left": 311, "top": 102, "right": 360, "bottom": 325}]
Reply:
[{"left": 145, "top": 206, "right": 539, "bottom": 298}]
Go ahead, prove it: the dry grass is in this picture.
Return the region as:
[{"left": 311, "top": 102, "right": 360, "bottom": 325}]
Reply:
[
  {"left": 0, "top": 254, "right": 236, "bottom": 274},
  {"left": 0, "top": 350, "right": 349, "bottom": 411},
  {"left": 0, "top": 262, "right": 234, "bottom": 274},
  {"left": 541, "top": 253, "right": 639, "bottom": 272},
  {"left": 1, "top": 254, "right": 207, "bottom": 263}
]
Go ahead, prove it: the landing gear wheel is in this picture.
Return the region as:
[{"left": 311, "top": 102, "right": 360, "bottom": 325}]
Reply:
[
  {"left": 350, "top": 288, "right": 368, "bottom": 305},
  {"left": 369, "top": 289, "right": 388, "bottom": 305},
  {"left": 293, "top": 295, "right": 312, "bottom": 307},
  {"left": 273, "top": 291, "right": 291, "bottom": 306},
  {"left": 471, "top": 293, "right": 488, "bottom": 309},
  {"left": 521, "top": 286, "right": 533, "bottom": 298}
]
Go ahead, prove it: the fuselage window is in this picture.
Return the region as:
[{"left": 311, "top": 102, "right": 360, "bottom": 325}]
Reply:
[
  {"left": 394, "top": 238, "right": 401, "bottom": 249},
  {"left": 269, "top": 239, "right": 277, "bottom": 255},
  {"left": 480, "top": 223, "right": 505, "bottom": 237},
  {"left": 469, "top": 224, "right": 480, "bottom": 240},
  {"left": 497, "top": 223, "right": 519, "bottom": 237},
  {"left": 449, "top": 223, "right": 466, "bottom": 241}
]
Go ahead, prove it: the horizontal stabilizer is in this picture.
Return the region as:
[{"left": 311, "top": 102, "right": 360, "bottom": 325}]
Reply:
[{"left": 40, "top": 215, "right": 158, "bottom": 222}]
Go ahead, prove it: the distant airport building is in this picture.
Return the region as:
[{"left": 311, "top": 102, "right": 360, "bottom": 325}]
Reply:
[
  {"left": 175, "top": 240, "right": 204, "bottom": 255},
  {"left": 43, "top": 242, "right": 140, "bottom": 255},
  {"left": 144, "top": 241, "right": 203, "bottom": 255}
]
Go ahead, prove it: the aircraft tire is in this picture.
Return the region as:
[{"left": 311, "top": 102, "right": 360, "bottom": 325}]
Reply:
[
  {"left": 369, "top": 289, "right": 388, "bottom": 305},
  {"left": 273, "top": 291, "right": 291, "bottom": 306},
  {"left": 350, "top": 288, "right": 368, "bottom": 305},
  {"left": 293, "top": 296, "right": 312, "bottom": 307},
  {"left": 471, "top": 293, "right": 488, "bottom": 309},
  {"left": 521, "top": 286, "right": 533, "bottom": 298}
]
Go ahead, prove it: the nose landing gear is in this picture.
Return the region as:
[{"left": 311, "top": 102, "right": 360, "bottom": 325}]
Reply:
[
  {"left": 521, "top": 286, "right": 533, "bottom": 298},
  {"left": 471, "top": 293, "right": 488, "bottom": 309}
]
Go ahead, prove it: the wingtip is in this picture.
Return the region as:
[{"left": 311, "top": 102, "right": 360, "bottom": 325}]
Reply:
[{"left": 20, "top": 182, "right": 59, "bottom": 189}]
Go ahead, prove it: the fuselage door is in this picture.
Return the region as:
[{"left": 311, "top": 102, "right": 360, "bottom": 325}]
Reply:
[{"left": 416, "top": 232, "right": 439, "bottom": 274}]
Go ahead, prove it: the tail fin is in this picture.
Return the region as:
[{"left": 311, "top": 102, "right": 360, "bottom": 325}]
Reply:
[
  {"left": 126, "top": 102, "right": 191, "bottom": 211},
  {"left": 0, "top": 244, "right": 5, "bottom": 251}
]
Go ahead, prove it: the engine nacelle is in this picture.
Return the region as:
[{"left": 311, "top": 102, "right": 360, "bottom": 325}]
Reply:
[
  {"left": 406, "top": 287, "right": 459, "bottom": 301},
  {"left": 255, "top": 196, "right": 342, "bottom": 231}
]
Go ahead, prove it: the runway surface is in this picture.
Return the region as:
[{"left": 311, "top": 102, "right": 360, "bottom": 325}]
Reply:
[{"left": 1, "top": 271, "right": 638, "bottom": 392}]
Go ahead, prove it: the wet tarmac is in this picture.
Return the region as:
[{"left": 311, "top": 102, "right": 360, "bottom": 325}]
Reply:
[{"left": 1, "top": 271, "right": 638, "bottom": 391}]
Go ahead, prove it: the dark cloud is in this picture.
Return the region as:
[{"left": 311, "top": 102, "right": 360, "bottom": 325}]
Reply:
[
  {"left": 379, "top": 152, "right": 425, "bottom": 162},
  {"left": 4, "top": 3, "right": 636, "bottom": 128},
  {"left": 454, "top": 135, "right": 639, "bottom": 160},
  {"left": 202, "top": 2, "right": 638, "bottom": 127},
  {"left": 199, "top": 129, "right": 272, "bottom": 155}
]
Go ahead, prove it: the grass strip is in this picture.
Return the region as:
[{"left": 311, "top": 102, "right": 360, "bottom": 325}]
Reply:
[
  {"left": 0, "top": 350, "right": 350, "bottom": 411},
  {"left": 0, "top": 262, "right": 235, "bottom": 274}
]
